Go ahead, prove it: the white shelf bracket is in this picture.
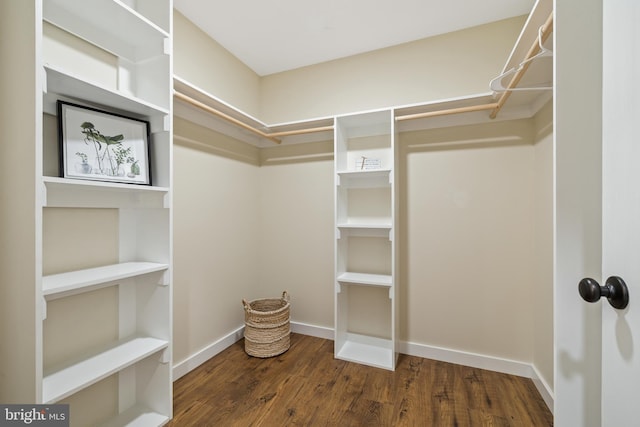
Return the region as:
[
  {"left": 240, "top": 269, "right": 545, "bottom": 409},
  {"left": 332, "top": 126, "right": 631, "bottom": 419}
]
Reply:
[
  {"left": 336, "top": 282, "right": 342, "bottom": 293},
  {"left": 163, "top": 37, "right": 171, "bottom": 56},
  {"left": 388, "top": 287, "right": 394, "bottom": 299},
  {"left": 388, "top": 228, "right": 394, "bottom": 242},
  {"left": 41, "top": 66, "right": 48, "bottom": 94},
  {"left": 336, "top": 228, "right": 342, "bottom": 240},
  {"left": 160, "top": 348, "right": 171, "bottom": 364},
  {"left": 163, "top": 192, "right": 171, "bottom": 209},
  {"left": 336, "top": 174, "right": 341, "bottom": 186},
  {"left": 40, "top": 180, "right": 48, "bottom": 208},
  {"left": 158, "top": 270, "right": 170, "bottom": 286},
  {"left": 41, "top": 296, "right": 47, "bottom": 320}
]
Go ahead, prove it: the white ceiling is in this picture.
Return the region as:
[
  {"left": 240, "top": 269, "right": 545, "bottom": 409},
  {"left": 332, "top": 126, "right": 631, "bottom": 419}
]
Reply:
[{"left": 173, "top": 0, "right": 536, "bottom": 76}]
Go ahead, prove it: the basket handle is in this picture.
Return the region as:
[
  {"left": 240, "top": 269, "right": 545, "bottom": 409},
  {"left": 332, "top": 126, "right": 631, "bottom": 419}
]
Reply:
[
  {"left": 242, "top": 299, "right": 251, "bottom": 312},
  {"left": 282, "top": 290, "right": 289, "bottom": 302}
]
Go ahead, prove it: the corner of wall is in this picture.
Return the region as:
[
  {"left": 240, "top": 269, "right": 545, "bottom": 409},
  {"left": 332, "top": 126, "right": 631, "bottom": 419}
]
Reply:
[{"left": 173, "top": 9, "right": 261, "bottom": 117}]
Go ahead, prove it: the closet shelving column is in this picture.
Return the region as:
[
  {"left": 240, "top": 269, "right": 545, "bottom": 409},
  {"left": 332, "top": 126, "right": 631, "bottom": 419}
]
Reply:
[
  {"left": 39, "top": 0, "right": 173, "bottom": 425},
  {"left": 334, "top": 109, "right": 399, "bottom": 371}
]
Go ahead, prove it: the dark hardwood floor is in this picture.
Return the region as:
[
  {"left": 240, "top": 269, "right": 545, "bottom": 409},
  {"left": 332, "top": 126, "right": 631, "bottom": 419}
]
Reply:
[{"left": 168, "top": 334, "right": 553, "bottom": 426}]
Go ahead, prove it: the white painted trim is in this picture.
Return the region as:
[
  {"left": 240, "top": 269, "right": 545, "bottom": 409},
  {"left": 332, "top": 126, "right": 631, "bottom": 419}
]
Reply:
[
  {"left": 172, "top": 325, "right": 245, "bottom": 380},
  {"left": 170, "top": 323, "right": 555, "bottom": 414},
  {"left": 290, "top": 321, "right": 334, "bottom": 340},
  {"left": 531, "top": 364, "right": 554, "bottom": 414},
  {"left": 399, "top": 340, "right": 534, "bottom": 378}
]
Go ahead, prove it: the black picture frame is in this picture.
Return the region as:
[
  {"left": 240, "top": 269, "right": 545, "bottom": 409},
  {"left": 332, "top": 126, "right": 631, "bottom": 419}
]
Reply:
[{"left": 57, "top": 100, "right": 152, "bottom": 185}]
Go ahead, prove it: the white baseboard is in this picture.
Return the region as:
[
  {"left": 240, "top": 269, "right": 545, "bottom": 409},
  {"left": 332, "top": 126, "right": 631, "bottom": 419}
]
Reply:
[
  {"left": 171, "top": 322, "right": 554, "bottom": 413},
  {"left": 400, "top": 341, "right": 554, "bottom": 413},
  {"left": 290, "top": 321, "right": 334, "bottom": 340},
  {"left": 170, "top": 321, "right": 331, "bottom": 380},
  {"left": 531, "top": 364, "right": 554, "bottom": 414},
  {"left": 399, "top": 340, "right": 534, "bottom": 378},
  {"left": 172, "top": 325, "right": 245, "bottom": 381}
]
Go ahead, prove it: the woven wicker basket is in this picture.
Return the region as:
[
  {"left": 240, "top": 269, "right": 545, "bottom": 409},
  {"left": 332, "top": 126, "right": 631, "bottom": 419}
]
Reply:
[{"left": 242, "top": 291, "right": 290, "bottom": 358}]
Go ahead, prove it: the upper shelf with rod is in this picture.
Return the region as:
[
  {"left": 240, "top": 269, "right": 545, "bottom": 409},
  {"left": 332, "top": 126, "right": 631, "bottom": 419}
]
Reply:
[
  {"left": 172, "top": 0, "right": 553, "bottom": 147},
  {"left": 173, "top": 76, "right": 335, "bottom": 147}
]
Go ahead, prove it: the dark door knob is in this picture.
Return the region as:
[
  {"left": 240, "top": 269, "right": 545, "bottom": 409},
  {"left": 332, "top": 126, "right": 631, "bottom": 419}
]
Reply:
[{"left": 579, "top": 276, "right": 629, "bottom": 309}]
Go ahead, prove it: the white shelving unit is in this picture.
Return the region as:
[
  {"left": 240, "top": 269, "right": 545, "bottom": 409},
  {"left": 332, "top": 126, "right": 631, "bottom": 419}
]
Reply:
[
  {"left": 334, "top": 110, "right": 399, "bottom": 370},
  {"left": 0, "top": 0, "right": 176, "bottom": 424}
]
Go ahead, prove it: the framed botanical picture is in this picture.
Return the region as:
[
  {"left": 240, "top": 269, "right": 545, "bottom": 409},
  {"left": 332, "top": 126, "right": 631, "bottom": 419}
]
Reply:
[{"left": 57, "top": 100, "right": 152, "bottom": 185}]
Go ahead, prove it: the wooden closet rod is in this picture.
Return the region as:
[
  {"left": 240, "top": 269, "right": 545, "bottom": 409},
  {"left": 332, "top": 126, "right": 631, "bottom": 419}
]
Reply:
[
  {"left": 395, "top": 102, "right": 500, "bottom": 122},
  {"left": 489, "top": 12, "right": 554, "bottom": 119},
  {"left": 174, "top": 90, "right": 335, "bottom": 142}
]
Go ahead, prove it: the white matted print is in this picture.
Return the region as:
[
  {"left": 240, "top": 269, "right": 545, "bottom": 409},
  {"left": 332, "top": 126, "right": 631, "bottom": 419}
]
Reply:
[{"left": 58, "top": 101, "right": 151, "bottom": 185}]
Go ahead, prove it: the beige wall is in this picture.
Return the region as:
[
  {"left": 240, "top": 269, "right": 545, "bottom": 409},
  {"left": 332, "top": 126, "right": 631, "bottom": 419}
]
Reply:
[
  {"left": 399, "top": 119, "right": 535, "bottom": 361},
  {"left": 0, "top": 0, "right": 39, "bottom": 402},
  {"left": 532, "top": 101, "right": 554, "bottom": 391},
  {"left": 174, "top": 11, "right": 261, "bottom": 117},
  {"left": 172, "top": 117, "right": 261, "bottom": 365},
  {"left": 259, "top": 16, "right": 526, "bottom": 123},
  {"left": 257, "top": 143, "right": 335, "bottom": 328}
]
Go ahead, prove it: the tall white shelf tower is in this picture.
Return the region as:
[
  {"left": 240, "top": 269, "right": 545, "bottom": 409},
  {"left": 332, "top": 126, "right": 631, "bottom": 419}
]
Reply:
[{"left": 334, "top": 109, "right": 399, "bottom": 370}]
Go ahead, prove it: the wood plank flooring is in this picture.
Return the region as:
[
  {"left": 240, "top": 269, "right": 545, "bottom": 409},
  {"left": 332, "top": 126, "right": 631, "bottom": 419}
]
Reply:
[{"left": 169, "top": 334, "right": 553, "bottom": 426}]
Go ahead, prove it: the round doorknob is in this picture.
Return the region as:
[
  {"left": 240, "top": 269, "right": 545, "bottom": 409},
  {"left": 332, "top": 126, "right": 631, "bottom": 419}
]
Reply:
[{"left": 579, "top": 276, "right": 629, "bottom": 309}]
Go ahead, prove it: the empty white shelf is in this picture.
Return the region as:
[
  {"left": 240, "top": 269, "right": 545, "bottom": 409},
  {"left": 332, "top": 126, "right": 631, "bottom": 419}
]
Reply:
[
  {"left": 43, "top": 262, "right": 169, "bottom": 299},
  {"left": 44, "top": 0, "right": 168, "bottom": 62},
  {"left": 43, "top": 65, "right": 170, "bottom": 117},
  {"left": 43, "top": 337, "right": 169, "bottom": 403},
  {"left": 336, "top": 333, "right": 394, "bottom": 370},
  {"left": 337, "top": 272, "right": 392, "bottom": 287},
  {"left": 337, "top": 222, "right": 392, "bottom": 229},
  {"left": 101, "top": 405, "right": 169, "bottom": 427},
  {"left": 337, "top": 169, "right": 391, "bottom": 188},
  {"left": 42, "top": 177, "right": 169, "bottom": 209}
]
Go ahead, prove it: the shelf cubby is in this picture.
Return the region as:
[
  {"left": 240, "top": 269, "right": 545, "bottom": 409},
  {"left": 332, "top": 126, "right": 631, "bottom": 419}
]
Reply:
[{"left": 335, "top": 333, "right": 394, "bottom": 370}]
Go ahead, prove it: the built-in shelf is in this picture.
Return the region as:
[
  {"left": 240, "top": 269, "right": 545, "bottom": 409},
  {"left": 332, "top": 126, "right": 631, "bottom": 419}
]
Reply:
[
  {"left": 335, "top": 110, "right": 398, "bottom": 371},
  {"left": 337, "top": 169, "right": 391, "bottom": 188},
  {"left": 43, "top": 0, "right": 169, "bottom": 62},
  {"left": 337, "top": 222, "right": 392, "bottom": 229},
  {"left": 43, "top": 337, "right": 169, "bottom": 404},
  {"left": 336, "top": 225, "right": 392, "bottom": 239},
  {"left": 337, "top": 272, "right": 392, "bottom": 287},
  {"left": 43, "top": 262, "right": 169, "bottom": 300},
  {"left": 43, "top": 65, "right": 170, "bottom": 119},
  {"left": 335, "top": 333, "right": 394, "bottom": 370},
  {"left": 16, "top": 0, "right": 175, "bottom": 421},
  {"left": 42, "top": 177, "right": 169, "bottom": 209}
]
